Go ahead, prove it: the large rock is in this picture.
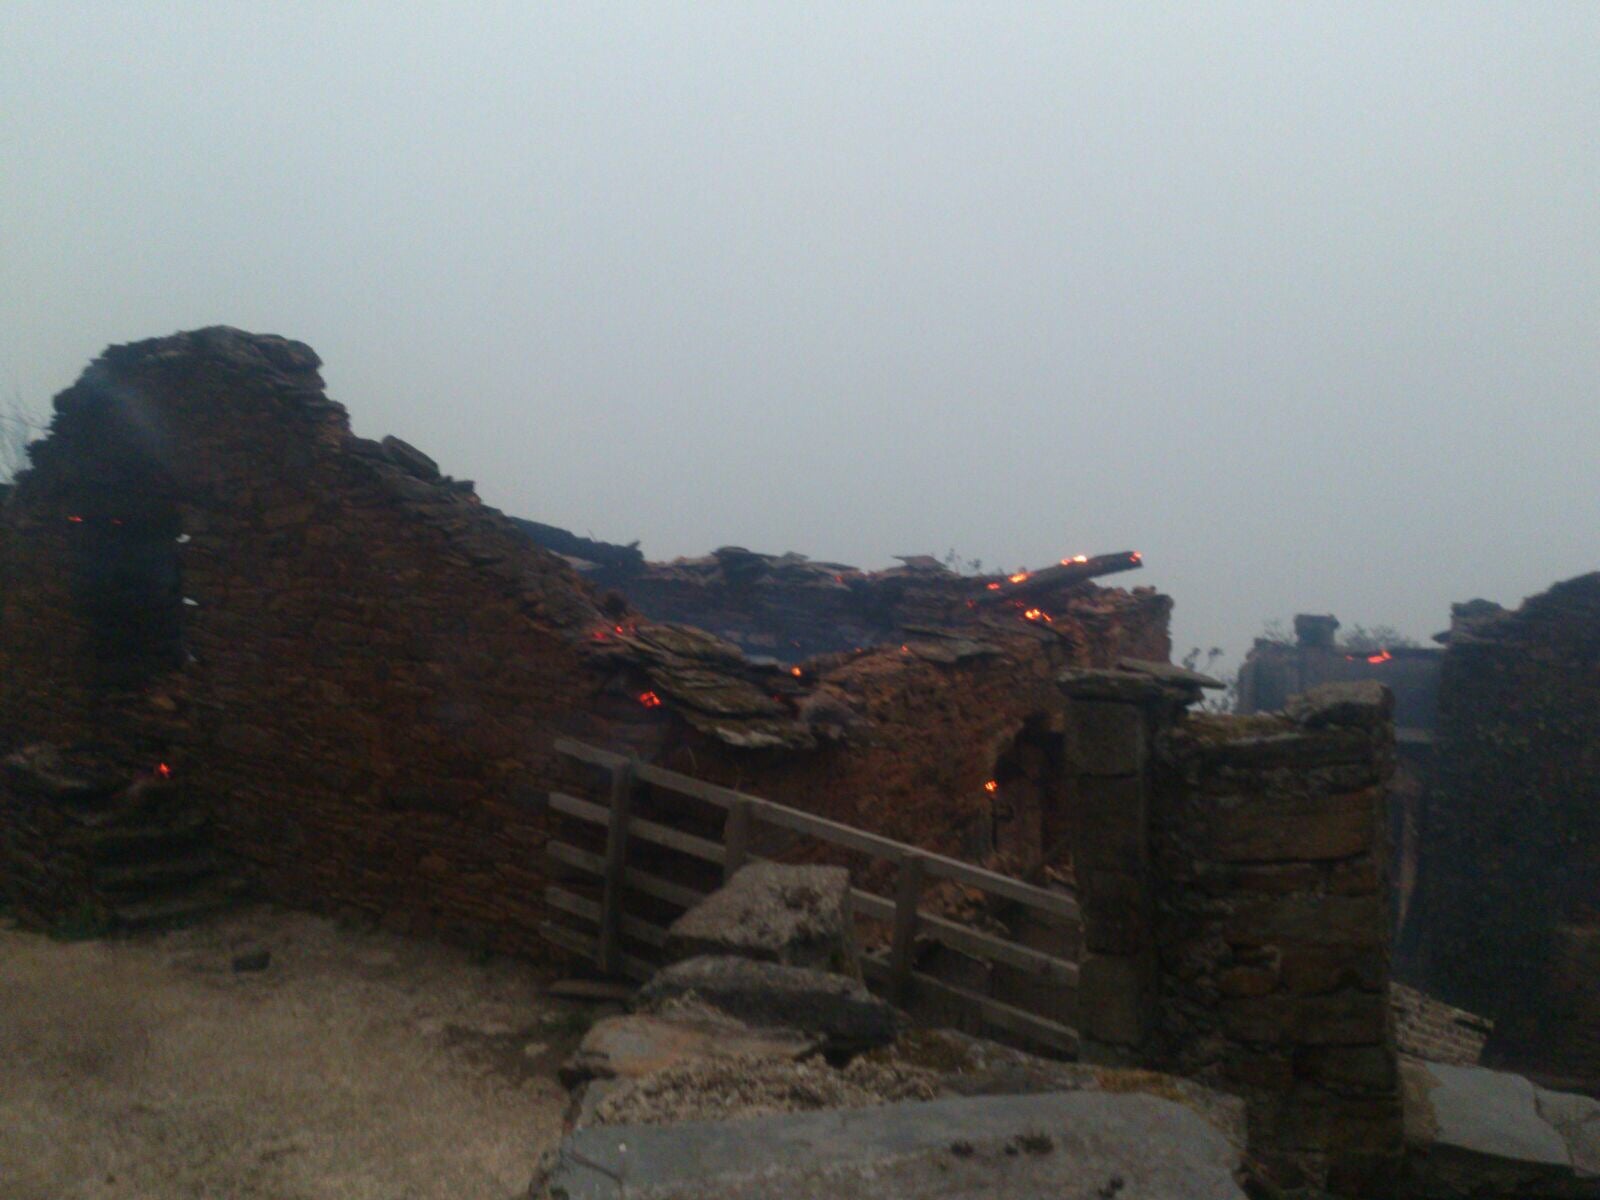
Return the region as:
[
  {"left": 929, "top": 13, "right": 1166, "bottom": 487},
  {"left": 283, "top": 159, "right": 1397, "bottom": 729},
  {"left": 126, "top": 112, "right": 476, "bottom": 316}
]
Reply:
[
  {"left": 636, "top": 955, "right": 903, "bottom": 1055},
  {"left": 1402, "top": 1060, "right": 1600, "bottom": 1195},
  {"left": 561, "top": 1013, "right": 816, "bottom": 1088},
  {"left": 535, "top": 1090, "right": 1247, "bottom": 1199},
  {"left": 665, "top": 863, "right": 858, "bottom": 975}
]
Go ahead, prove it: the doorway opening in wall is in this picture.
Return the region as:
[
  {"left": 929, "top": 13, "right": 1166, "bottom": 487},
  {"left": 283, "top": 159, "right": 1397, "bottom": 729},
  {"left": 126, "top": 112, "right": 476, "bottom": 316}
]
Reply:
[
  {"left": 989, "top": 714, "right": 1069, "bottom": 884},
  {"left": 66, "top": 484, "right": 183, "bottom": 689}
]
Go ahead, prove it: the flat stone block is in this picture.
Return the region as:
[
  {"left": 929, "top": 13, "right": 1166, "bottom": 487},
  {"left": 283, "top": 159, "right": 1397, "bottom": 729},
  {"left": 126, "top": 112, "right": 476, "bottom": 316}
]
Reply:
[
  {"left": 537, "top": 1090, "right": 1247, "bottom": 1199},
  {"left": 1071, "top": 701, "right": 1146, "bottom": 776},
  {"left": 636, "top": 956, "right": 903, "bottom": 1055},
  {"left": 1224, "top": 895, "right": 1384, "bottom": 949},
  {"left": 1078, "top": 952, "right": 1154, "bottom": 1046},
  {"left": 1207, "top": 789, "right": 1377, "bottom": 863}
]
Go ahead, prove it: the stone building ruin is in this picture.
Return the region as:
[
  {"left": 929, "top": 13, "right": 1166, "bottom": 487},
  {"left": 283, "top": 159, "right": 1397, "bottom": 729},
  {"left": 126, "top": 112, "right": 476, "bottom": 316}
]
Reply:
[{"left": 0, "top": 327, "right": 1414, "bottom": 1189}]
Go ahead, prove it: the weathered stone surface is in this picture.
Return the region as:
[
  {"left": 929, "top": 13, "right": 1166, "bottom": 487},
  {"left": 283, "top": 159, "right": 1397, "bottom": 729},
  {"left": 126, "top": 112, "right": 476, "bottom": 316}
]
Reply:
[
  {"left": 1221, "top": 991, "right": 1388, "bottom": 1046},
  {"left": 636, "top": 956, "right": 903, "bottom": 1054},
  {"left": 1284, "top": 680, "right": 1393, "bottom": 730},
  {"left": 1071, "top": 701, "right": 1146, "bottom": 776},
  {"left": 1224, "top": 895, "right": 1383, "bottom": 949},
  {"left": 1402, "top": 1060, "right": 1600, "bottom": 1195},
  {"left": 560, "top": 1013, "right": 816, "bottom": 1087},
  {"left": 537, "top": 1090, "right": 1247, "bottom": 1199},
  {"left": 379, "top": 435, "right": 440, "bottom": 480},
  {"left": 1206, "top": 789, "right": 1377, "bottom": 863},
  {"left": 665, "top": 863, "right": 857, "bottom": 976}
]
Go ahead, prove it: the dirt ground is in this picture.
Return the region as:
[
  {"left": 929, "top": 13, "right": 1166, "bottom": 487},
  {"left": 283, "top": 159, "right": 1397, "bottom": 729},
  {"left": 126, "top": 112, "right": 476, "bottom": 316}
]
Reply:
[{"left": 0, "top": 904, "right": 592, "bottom": 1200}]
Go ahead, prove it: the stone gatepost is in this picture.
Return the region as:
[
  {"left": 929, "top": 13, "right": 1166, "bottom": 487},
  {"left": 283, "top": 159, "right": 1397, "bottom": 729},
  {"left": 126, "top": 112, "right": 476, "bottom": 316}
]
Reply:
[
  {"left": 1060, "top": 669, "right": 1403, "bottom": 1192},
  {"left": 1059, "top": 668, "right": 1183, "bottom": 1065}
]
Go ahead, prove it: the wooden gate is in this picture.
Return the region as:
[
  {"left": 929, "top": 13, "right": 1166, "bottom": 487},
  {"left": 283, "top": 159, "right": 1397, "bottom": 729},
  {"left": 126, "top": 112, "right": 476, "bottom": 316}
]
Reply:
[{"left": 542, "top": 738, "right": 1082, "bottom": 1055}]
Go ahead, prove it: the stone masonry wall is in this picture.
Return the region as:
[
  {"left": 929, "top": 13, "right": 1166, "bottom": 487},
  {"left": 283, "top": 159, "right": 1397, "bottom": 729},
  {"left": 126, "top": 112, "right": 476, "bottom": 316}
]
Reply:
[
  {"left": 0, "top": 329, "right": 630, "bottom": 955},
  {"left": 1417, "top": 572, "right": 1600, "bottom": 1094},
  {"left": 1149, "top": 684, "right": 1400, "bottom": 1192}
]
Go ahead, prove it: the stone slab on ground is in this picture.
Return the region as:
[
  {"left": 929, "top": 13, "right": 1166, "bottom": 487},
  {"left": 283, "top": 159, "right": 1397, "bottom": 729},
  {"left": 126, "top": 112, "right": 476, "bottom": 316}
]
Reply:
[
  {"left": 665, "top": 863, "right": 858, "bottom": 975},
  {"left": 635, "top": 955, "right": 902, "bottom": 1054},
  {"left": 561, "top": 1013, "right": 816, "bottom": 1086},
  {"left": 537, "top": 1090, "right": 1246, "bottom": 1199},
  {"left": 1403, "top": 1059, "right": 1600, "bottom": 1196}
]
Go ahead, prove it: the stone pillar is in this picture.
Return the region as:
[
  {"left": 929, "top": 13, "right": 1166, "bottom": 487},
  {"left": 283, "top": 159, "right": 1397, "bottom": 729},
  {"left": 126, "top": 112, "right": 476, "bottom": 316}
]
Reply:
[{"left": 1059, "top": 670, "right": 1172, "bottom": 1065}]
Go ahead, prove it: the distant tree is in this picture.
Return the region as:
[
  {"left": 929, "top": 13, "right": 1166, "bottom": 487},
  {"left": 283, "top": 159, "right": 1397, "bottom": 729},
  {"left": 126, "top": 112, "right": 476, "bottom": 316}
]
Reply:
[
  {"left": 1, "top": 385, "right": 43, "bottom": 486},
  {"left": 1258, "top": 618, "right": 1292, "bottom": 645},
  {"left": 941, "top": 548, "right": 985, "bottom": 576},
  {"left": 1180, "top": 645, "right": 1237, "bottom": 713},
  {"left": 1338, "top": 624, "right": 1420, "bottom": 653}
]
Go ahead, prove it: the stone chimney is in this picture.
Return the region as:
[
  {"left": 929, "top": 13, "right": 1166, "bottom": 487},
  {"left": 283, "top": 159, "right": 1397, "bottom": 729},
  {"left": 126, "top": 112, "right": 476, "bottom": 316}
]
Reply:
[{"left": 1293, "top": 613, "right": 1340, "bottom": 649}]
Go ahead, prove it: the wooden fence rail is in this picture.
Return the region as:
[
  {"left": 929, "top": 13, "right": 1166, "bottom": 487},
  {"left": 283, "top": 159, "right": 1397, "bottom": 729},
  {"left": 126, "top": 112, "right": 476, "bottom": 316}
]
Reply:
[{"left": 541, "top": 738, "right": 1083, "bottom": 1055}]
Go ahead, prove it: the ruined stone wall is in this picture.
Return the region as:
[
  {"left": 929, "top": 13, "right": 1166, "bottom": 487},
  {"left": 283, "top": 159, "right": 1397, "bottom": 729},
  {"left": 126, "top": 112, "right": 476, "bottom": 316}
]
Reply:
[
  {"left": 1147, "top": 687, "right": 1400, "bottom": 1191},
  {"left": 658, "top": 633, "right": 1077, "bottom": 866},
  {"left": 0, "top": 329, "right": 629, "bottom": 955},
  {"left": 1416, "top": 573, "right": 1600, "bottom": 1093}
]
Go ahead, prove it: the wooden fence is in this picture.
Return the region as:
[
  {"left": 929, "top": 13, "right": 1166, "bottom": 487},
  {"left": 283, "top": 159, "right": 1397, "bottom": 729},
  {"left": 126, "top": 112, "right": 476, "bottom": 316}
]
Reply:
[{"left": 541, "top": 738, "right": 1083, "bottom": 1055}]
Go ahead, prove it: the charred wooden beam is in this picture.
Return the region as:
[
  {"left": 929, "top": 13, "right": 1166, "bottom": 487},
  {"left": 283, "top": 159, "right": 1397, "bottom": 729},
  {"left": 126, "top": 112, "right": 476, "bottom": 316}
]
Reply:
[{"left": 977, "top": 551, "right": 1142, "bottom": 606}]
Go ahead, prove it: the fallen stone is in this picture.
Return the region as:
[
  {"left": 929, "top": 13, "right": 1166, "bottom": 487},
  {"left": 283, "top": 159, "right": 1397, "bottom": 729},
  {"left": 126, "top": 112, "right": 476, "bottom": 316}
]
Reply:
[
  {"left": 665, "top": 863, "right": 858, "bottom": 976},
  {"left": 865, "top": 1028, "right": 1248, "bottom": 1153},
  {"left": 560, "top": 1013, "right": 816, "bottom": 1088},
  {"left": 534, "top": 1090, "right": 1246, "bottom": 1199},
  {"left": 635, "top": 956, "right": 903, "bottom": 1055},
  {"left": 1285, "top": 680, "right": 1393, "bottom": 730},
  {"left": 1402, "top": 1060, "right": 1600, "bottom": 1196},
  {"left": 1537, "top": 1086, "right": 1600, "bottom": 1178},
  {"left": 583, "top": 1051, "right": 939, "bottom": 1128},
  {"left": 380, "top": 435, "right": 440, "bottom": 481}
]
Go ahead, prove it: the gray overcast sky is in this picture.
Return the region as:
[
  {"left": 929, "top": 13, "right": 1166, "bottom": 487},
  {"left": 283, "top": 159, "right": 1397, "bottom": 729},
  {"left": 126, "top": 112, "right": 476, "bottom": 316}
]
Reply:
[{"left": 3, "top": 2, "right": 1596, "bottom": 663}]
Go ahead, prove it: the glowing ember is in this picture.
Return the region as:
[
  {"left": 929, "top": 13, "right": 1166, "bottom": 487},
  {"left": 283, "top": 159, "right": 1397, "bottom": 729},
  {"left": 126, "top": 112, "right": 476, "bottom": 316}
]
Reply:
[
  {"left": 1366, "top": 649, "right": 1393, "bottom": 664},
  {"left": 985, "top": 582, "right": 1002, "bottom": 591},
  {"left": 614, "top": 624, "right": 625, "bottom": 634},
  {"left": 790, "top": 666, "right": 803, "bottom": 677},
  {"left": 1022, "top": 608, "right": 1052, "bottom": 623},
  {"left": 67, "top": 515, "right": 84, "bottom": 524},
  {"left": 1130, "top": 551, "right": 1142, "bottom": 562},
  {"left": 900, "top": 644, "right": 910, "bottom": 653},
  {"left": 983, "top": 779, "right": 998, "bottom": 793},
  {"left": 1060, "top": 555, "right": 1089, "bottom": 565},
  {"left": 637, "top": 690, "right": 662, "bottom": 708},
  {"left": 1008, "top": 571, "right": 1029, "bottom": 584},
  {"left": 155, "top": 762, "right": 173, "bottom": 778}
]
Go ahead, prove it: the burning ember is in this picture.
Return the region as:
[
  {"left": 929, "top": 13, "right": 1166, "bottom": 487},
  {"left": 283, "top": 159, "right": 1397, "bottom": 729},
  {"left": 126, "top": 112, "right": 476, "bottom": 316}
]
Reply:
[
  {"left": 67, "top": 515, "right": 84, "bottom": 524},
  {"left": 1345, "top": 648, "right": 1394, "bottom": 664},
  {"left": 1022, "top": 608, "right": 1052, "bottom": 623},
  {"left": 985, "top": 582, "right": 1002, "bottom": 591},
  {"left": 155, "top": 762, "right": 173, "bottom": 778},
  {"left": 983, "top": 779, "right": 998, "bottom": 793},
  {"left": 1059, "top": 555, "right": 1089, "bottom": 565},
  {"left": 637, "top": 690, "right": 662, "bottom": 709},
  {"left": 789, "top": 666, "right": 803, "bottom": 677},
  {"left": 1008, "top": 571, "right": 1030, "bottom": 584}
]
